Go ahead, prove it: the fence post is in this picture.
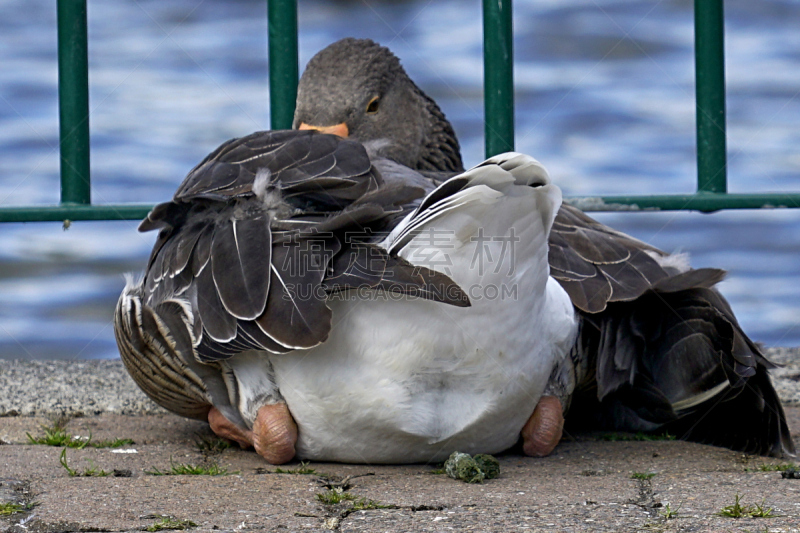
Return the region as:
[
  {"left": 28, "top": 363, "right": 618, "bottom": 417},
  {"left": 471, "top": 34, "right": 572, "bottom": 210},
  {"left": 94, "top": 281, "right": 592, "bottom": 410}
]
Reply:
[
  {"left": 57, "top": 0, "right": 91, "bottom": 205},
  {"left": 694, "top": 0, "right": 727, "bottom": 194},
  {"left": 268, "top": 0, "right": 299, "bottom": 130},
  {"left": 483, "top": 0, "right": 515, "bottom": 158}
]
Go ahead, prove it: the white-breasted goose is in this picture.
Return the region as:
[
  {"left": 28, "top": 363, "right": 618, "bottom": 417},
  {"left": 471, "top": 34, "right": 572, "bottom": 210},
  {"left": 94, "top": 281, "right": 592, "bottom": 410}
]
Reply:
[{"left": 114, "top": 39, "right": 793, "bottom": 463}]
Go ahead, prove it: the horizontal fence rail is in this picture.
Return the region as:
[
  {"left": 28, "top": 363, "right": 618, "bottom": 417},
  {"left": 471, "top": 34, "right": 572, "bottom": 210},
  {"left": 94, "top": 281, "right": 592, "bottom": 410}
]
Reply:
[
  {"left": 565, "top": 192, "right": 800, "bottom": 212},
  {"left": 0, "top": 0, "right": 798, "bottom": 224},
  {"left": 0, "top": 205, "right": 153, "bottom": 223}
]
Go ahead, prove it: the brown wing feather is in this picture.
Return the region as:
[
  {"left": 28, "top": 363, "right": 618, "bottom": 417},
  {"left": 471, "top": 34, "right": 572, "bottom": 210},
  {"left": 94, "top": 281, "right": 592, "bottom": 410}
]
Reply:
[
  {"left": 253, "top": 234, "right": 338, "bottom": 350},
  {"left": 324, "top": 244, "right": 470, "bottom": 307},
  {"left": 195, "top": 263, "right": 238, "bottom": 343},
  {"left": 549, "top": 204, "right": 673, "bottom": 313},
  {"left": 129, "top": 130, "right": 468, "bottom": 369},
  {"left": 210, "top": 217, "right": 272, "bottom": 321}
]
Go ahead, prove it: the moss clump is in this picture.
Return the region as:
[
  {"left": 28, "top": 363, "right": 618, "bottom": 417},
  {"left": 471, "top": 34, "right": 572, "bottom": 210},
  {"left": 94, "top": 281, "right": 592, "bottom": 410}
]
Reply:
[
  {"left": 0, "top": 502, "right": 35, "bottom": 516},
  {"left": 145, "top": 517, "right": 198, "bottom": 531},
  {"left": 445, "top": 452, "right": 483, "bottom": 483},
  {"left": 145, "top": 458, "right": 236, "bottom": 476},
  {"left": 473, "top": 454, "right": 500, "bottom": 480},
  {"left": 316, "top": 490, "right": 356, "bottom": 505},
  {"left": 350, "top": 498, "right": 391, "bottom": 511}
]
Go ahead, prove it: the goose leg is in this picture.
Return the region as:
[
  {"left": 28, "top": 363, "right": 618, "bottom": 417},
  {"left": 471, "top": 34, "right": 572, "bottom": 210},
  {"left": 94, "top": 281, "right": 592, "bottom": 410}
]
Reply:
[{"left": 521, "top": 395, "right": 564, "bottom": 457}]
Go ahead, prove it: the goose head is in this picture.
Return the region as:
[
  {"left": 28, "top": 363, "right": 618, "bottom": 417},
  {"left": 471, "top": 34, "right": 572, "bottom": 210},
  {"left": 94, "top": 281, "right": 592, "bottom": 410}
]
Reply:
[{"left": 293, "top": 38, "right": 463, "bottom": 172}]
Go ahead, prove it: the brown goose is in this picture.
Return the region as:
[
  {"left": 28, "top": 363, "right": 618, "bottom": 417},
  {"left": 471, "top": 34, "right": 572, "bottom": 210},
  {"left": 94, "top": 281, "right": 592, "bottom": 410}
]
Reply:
[{"left": 291, "top": 38, "right": 794, "bottom": 457}]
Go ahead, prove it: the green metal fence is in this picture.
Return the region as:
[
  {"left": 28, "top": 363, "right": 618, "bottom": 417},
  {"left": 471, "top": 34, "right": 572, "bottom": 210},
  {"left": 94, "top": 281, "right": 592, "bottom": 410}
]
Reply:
[{"left": 1, "top": 0, "right": 798, "bottom": 223}]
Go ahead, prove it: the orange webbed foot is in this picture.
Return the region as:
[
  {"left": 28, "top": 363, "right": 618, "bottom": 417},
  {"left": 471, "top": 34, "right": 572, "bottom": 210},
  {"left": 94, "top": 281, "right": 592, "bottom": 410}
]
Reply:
[
  {"left": 253, "top": 403, "right": 298, "bottom": 465},
  {"left": 208, "top": 406, "right": 254, "bottom": 449},
  {"left": 521, "top": 395, "right": 564, "bottom": 457}
]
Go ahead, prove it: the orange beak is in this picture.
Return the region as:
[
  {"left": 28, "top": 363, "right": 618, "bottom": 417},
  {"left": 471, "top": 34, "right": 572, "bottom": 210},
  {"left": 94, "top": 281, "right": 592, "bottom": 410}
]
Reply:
[{"left": 298, "top": 122, "right": 349, "bottom": 138}]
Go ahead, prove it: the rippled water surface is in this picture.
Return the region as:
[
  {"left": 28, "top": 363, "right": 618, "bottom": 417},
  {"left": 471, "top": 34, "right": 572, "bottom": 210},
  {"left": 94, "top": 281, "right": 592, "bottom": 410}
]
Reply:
[{"left": 1, "top": 0, "right": 799, "bottom": 360}]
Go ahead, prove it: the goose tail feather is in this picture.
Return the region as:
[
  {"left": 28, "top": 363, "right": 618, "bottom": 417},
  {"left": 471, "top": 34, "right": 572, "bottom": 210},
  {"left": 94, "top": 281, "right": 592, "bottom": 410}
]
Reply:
[{"left": 568, "top": 282, "right": 795, "bottom": 457}]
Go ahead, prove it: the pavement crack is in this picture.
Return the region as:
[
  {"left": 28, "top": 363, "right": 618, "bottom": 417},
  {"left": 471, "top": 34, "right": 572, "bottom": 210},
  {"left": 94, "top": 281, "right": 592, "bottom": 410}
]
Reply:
[
  {"left": 311, "top": 473, "right": 447, "bottom": 530},
  {"left": 326, "top": 503, "right": 449, "bottom": 531},
  {"left": 0, "top": 478, "right": 39, "bottom": 532},
  {"left": 409, "top": 504, "right": 445, "bottom": 512},
  {"left": 316, "top": 473, "right": 374, "bottom": 492}
]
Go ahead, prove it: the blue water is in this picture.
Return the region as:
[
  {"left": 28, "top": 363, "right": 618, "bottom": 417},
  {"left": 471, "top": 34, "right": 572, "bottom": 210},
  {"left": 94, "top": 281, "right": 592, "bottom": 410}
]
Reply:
[{"left": 1, "top": 0, "right": 799, "bottom": 360}]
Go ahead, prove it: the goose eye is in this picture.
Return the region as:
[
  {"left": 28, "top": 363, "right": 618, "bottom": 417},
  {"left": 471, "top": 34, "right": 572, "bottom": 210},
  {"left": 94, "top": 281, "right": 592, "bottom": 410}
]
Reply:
[{"left": 366, "top": 97, "right": 380, "bottom": 114}]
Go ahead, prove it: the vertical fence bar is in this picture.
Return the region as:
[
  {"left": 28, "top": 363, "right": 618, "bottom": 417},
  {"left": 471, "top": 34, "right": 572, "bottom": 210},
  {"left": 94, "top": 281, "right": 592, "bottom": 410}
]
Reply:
[
  {"left": 482, "top": 0, "right": 515, "bottom": 158},
  {"left": 57, "top": 0, "right": 91, "bottom": 205},
  {"left": 694, "top": 0, "right": 727, "bottom": 194},
  {"left": 268, "top": 0, "right": 299, "bottom": 130}
]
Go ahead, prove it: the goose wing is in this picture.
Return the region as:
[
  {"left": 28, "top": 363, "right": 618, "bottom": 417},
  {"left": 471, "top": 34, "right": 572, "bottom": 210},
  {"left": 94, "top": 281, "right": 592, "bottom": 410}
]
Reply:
[
  {"left": 552, "top": 205, "right": 793, "bottom": 456},
  {"left": 130, "top": 130, "right": 467, "bottom": 364},
  {"left": 548, "top": 204, "right": 728, "bottom": 313}
]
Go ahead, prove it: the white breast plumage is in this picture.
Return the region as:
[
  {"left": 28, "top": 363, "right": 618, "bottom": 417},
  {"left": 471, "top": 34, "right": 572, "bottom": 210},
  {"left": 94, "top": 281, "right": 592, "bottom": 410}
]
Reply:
[{"left": 263, "top": 154, "right": 577, "bottom": 462}]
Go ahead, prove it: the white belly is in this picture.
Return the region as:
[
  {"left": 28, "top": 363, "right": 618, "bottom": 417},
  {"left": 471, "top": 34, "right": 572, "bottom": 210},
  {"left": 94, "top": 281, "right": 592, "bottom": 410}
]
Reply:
[
  {"left": 257, "top": 166, "right": 576, "bottom": 463},
  {"left": 268, "top": 275, "right": 576, "bottom": 463}
]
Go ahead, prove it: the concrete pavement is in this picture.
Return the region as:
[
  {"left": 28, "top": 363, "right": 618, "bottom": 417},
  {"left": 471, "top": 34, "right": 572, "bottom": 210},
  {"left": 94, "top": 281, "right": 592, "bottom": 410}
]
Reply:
[{"left": 1, "top": 350, "right": 799, "bottom": 532}]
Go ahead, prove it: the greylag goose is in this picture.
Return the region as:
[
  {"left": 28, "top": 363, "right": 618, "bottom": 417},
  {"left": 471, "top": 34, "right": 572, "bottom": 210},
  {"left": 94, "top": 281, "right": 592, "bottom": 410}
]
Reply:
[
  {"left": 114, "top": 38, "right": 794, "bottom": 463},
  {"left": 116, "top": 130, "right": 573, "bottom": 463},
  {"left": 292, "top": 38, "right": 794, "bottom": 458}
]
